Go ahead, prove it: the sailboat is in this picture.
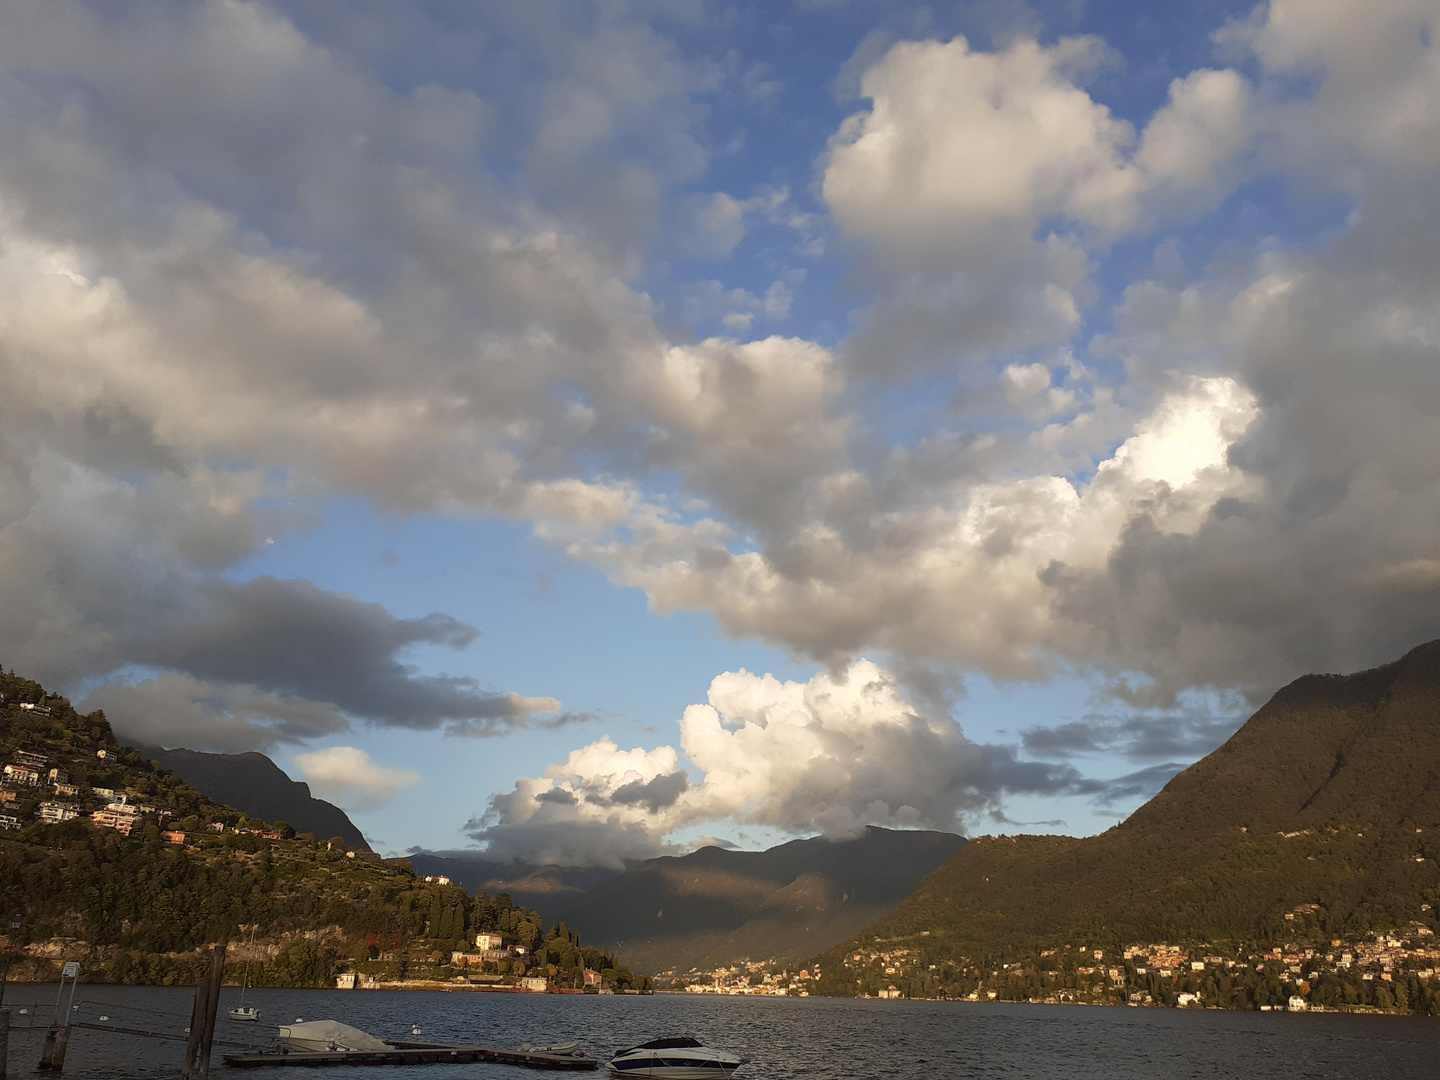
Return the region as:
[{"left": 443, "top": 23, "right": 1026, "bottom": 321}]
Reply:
[{"left": 228, "top": 926, "right": 260, "bottom": 1022}]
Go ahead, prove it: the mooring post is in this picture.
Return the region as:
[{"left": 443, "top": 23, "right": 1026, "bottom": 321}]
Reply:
[
  {"left": 196, "top": 944, "right": 226, "bottom": 1080},
  {"left": 0, "top": 1006, "right": 9, "bottom": 1080},
  {"left": 37, "top": 1027, "right": 56, "bottom": 1071},
  {"left": 48, "top": 1026, "right": 69, "bottom": 1074},
  {"left": 181, "top": 971, "right": 211, "bottom": 1079}
]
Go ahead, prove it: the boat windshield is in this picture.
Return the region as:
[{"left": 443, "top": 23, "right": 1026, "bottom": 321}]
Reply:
[{"left": 621, "top": 1037, "right": 703, "bottom": 1052}]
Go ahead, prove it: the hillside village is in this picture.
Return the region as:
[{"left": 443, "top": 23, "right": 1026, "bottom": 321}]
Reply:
[
  {"left": 827, "top": 914, "right": 1440, "bottom": 1012},
  {"left": 656, "top": 959, "right": 821, "bottom": 996},
  {"left": 0, "top": 666, "right": 647, "bottom": 994}
]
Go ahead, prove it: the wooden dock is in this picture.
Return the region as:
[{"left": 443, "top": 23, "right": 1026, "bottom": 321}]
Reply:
[{"left": 223, "top": 1039, "right": 599, "bottom": 1070}]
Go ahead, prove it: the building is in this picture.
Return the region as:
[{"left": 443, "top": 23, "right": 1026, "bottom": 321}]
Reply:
[
  {"left": 475, "top": 932, "right": 504, "bottom": 950},
  {"left": 0, "top": 815, "right": 20, "bottom": 831},
  {"left": 162, "top": 831, "right": 186, "bottom": 845},
  {"left": 11, "top": 750, "right": 47, "bottom": 768},
  {"left": 583, "top": 969, "right": 602, "bottom": 987},
  {"left": 37, "top": 802, "right": 80, "bottom": 823},
  {"left": 48, "top": 768, "right": 69, "bottom": 785},
  {"left": 91, "top": 808, "right": 137, "bottom": 836},
  {"left": 451, "top": 949, "right": 512, "bottom": 966},
  {"left": 2, "top": 764, "right": 40, "bottom": 786},
  {"left": 423, "top": 875, "right": 452, "bottom": 885},
  {"left": 518, "top": 976, "right": 548, "bottom": 993},
  {"left": 336, "top": 973, "right": 358, "bottom": 989}
]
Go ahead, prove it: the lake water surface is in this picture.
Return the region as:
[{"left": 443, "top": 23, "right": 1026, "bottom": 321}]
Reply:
[{"left": 3, "top": 984, "right": 1437, "bottom": 1079}]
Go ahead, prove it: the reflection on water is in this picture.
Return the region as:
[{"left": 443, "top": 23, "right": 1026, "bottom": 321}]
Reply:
[{"left": 2, "top": 984, "right": 1438, "bottom": 1079}]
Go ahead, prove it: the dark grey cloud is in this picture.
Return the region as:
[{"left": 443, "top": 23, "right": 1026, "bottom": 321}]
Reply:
[
  {"left": 1088, "top": 763, "right": 1186, "bottom": 807},
  {"left": 609, "top": 769, "right": 690, "bottom": 813},
  {"left": 1020, "top": 711, "right": 1241, "bottom": 762},
  {"left": 461, "top": 810, "right": 664, "bottom": 871},
  {"left": 132, "top": 575, "right": 549, "bottom": 732}
]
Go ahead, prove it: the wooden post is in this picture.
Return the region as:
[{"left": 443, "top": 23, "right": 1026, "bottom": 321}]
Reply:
[
  {"left": 196, "top": 944, "right": 226, "bottom": 1080},
  {"left": 0, "top": 1007, "right": 9, "bottom": 1080},
  {"left": 181, "top": 972, "right": 211, "bottom": 1079},
  {"left": 38, "top": 1028, "right": 57, "bottom": 1071},
  {"left": 48, "top": 1027, "right": 69, "bottom": 1073}
]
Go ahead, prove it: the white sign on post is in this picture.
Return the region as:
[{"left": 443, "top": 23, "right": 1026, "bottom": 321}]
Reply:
[{"left": 61, "top": 961, "right": 80, "bottom": 978}]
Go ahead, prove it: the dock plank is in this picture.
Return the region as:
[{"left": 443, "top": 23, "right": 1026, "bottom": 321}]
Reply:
[{"left": 223, "top": 1041, "right": 599, "bottom": 1070}]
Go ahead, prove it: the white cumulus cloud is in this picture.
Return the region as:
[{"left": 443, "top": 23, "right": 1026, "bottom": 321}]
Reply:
[
  {"left": 295, "top": 746, "right": 422, "bottom": 811},
  {"left": 468, "top": 660, "right": 1090, "bottom": 867}
]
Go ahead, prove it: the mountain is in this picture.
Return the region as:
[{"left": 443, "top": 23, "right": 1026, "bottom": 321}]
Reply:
[
  {"left": 813, "top": 640, "right": 1440, "bottom": 1004},
  {"left": 142, "top": 746, "right": 371, "bottom": 852},
  {"left": 0, "top": 666, "right": 640, "bottom": 990},
  {"left": 406, "top": 851, "right": 621, "bottom": 909},
  {"left": 539, "top": 827, "right": 967, "bottom": 973}
]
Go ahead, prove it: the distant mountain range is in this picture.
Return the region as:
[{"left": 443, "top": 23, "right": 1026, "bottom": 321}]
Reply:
[
  {"left": 544, "top": 828, "right": 966, "bottom": 973},
  {"left": 136, "top": 750, "right": 965, "bottom": 975},
  {"left": 142, "top": 746, "right": 371, "bottom": 852},
  {"left": 406, "top": 851, "right": 621, "bottom": 907},
  {"left": 409, "top": 828, "right": 967, "bottom": 974},
  {"left": 814, "top": 639, "right": 1440, "bottom": 996}
]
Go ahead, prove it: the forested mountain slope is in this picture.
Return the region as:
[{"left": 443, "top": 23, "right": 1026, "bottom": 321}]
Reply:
[
  {"left": 813, "top": 640, "right": 1440, "bottom": 1006},
  {"left": 0, "top": 666, "right": 635, "bottom": 989},
  {"left": 142, "top": 746, "right": 371, "bottom": 852}
]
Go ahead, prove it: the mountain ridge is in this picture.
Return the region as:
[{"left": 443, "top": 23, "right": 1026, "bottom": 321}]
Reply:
[
  {"left": 140, "top": 746, "right": 372, "bottom": 852},
  {"left": 812, "top": 640, "right": 1440, "bottom": 1008},
  {"left": 541, "top": 826, "right": 967, "bottom": 973}
]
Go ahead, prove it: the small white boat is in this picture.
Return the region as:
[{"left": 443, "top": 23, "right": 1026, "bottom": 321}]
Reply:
[
  {"left": 278, "top": 1020, "right": 390, "bottom": 1053},
  {"left": 522, "top": 1039, "right": 580, "bottom": 1055},
  {"left": 227, "top": 1005, "right": 260, "bottom": 1022},
  {"left": 608, "top": 1037, "right": 741, "bottom": 1079}
]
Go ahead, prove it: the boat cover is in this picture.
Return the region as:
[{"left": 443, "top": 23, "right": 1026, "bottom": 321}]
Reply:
[{"left": 278, "top": 1020, "right": 390, "bottom": 1052}]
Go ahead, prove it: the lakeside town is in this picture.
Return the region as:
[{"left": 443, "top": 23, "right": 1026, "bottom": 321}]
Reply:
[
  {"left": 653, "top": 922, "right": 1440, "bottom": 1013},
  {"left": 826, "top": 918, "right": 1440, "bottom": 1012}
]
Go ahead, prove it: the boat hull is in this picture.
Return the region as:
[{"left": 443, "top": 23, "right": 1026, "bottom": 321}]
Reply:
[{"left": 607, "top": 1055, "right": 739, "bottom": 1079}]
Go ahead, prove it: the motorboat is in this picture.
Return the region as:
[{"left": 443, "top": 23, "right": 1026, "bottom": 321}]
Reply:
[
  {"left": 607, "top": 1037, "right": 741, "bottom": 1078},
  {"left": 227, "top": 1004, "right": 260, "bottom": 1022},
  {"left": 522, "top": 1039, "right": 580, "bottom": 1055},
  {"left": 278, "top": 1020, "right": 390, "bottom": 1053}
]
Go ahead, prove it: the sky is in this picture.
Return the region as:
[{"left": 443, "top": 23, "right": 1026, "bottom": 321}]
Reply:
[{"left": 0, "top": 0, "right": 1437, "bottom": 864}]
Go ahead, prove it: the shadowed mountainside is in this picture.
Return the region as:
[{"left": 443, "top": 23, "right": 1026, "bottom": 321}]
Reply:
[
  {"left": 539, "top": 827, "right": 967, "bottom": 973},
  {"left": 814, "top": 639, "right": 1440, "bottom": 994},
  {"left": 142, "top": 746, "right": 371, "bottom": 852},
  {"left": 406, "top": 850, "right": 622, "bottom": 910}
]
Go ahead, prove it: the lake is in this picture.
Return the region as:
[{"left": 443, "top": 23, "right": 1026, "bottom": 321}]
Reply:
[{"left": 3, "top": 984, "right": 1437, "bottom": 1078}]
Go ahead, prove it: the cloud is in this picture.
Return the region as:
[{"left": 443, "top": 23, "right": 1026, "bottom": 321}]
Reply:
[
  {"left": 52, "top": 565, "right": 565, "bottom": 745},
  {"left": 1088, "top": 763, "right": 1187, "bottom": 807},
  {"left": 822, "top": 34, "right": 1133, "bottom": 370},
  {"left": 581, "top": 374, "right": 1259, "bottom": 681},
  {"left": 83, "top": 673, "right": 349, "bottom": 755},
  {"left": 0, "top": 0, "right": 1436, "bottom": 782},
  {"left": 819, "top": 33, "right": 1265, "bottom": 376},
  {"left": 466, "top": 660, "right": 1091, "bottom": 867},
  {"left": 294, "top": 746, "right": 422, "bottom": 811},
  {"left": 1020, "top": 711, "right": 1241, "bottom": 763}
]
